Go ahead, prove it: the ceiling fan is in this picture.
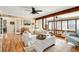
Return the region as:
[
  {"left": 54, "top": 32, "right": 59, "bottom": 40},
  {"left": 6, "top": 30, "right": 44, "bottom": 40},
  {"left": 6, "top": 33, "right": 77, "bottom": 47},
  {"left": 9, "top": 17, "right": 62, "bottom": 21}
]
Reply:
[{"left": 25, "top": 7, "right": 42, "bottom": 14}]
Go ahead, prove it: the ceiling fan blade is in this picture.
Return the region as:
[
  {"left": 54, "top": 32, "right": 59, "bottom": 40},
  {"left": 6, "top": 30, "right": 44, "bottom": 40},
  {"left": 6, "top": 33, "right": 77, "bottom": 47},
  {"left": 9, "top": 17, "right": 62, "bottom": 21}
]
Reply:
[
  {"left": 25, "top": 9, "right": 31, "bottom": 11},
  {"left": 36, "top": 10, "right": 42, "bottom": 12},
  {"left": 36, "top": 12, "right": 39, "bottom": 14},
  {"left": 26, "top": 11, "right": 41, "bottom": 14}
]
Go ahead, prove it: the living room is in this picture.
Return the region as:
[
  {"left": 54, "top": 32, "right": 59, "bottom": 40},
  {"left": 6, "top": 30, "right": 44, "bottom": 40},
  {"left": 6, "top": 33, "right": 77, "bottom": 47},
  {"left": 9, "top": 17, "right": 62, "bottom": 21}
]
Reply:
[{"left": 0, "top": 6, "right": 79, "bottom": 52}]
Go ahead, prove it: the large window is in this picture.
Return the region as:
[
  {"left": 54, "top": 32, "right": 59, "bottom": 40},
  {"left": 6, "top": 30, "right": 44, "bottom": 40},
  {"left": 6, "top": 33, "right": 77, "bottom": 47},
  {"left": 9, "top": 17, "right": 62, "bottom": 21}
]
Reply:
[
  {"left": 43, "top": 17, "right": 53, "bottom": 29},
  {"left": 46, "top": 17, "right": 53, "bottom": 25},
  {"left": 57, "top": 21, "right": 61, "bottom": 30},
  {"left": 62, "top": 21, "right": 67, "bottom": 30},
  {"left": 68, "top": 20, "right": 75, "bottom": 31}
]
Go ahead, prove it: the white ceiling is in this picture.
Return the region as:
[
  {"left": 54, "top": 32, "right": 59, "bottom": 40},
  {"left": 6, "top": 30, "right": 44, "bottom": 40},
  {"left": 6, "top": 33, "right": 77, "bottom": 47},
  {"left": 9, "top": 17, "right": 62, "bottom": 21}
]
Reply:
[
  {"left": 0, "top": 6, "right": 75, "bottom": 18},
  {"left": 58, "top": 11, "right": 79, "bottom": 18}
]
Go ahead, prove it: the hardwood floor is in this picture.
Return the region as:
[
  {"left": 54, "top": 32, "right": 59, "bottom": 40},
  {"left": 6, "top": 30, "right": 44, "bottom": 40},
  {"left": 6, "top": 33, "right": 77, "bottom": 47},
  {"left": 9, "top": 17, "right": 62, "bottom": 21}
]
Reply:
[
  {"left": 0, "top": 39, "right": 2, "bottom": 52},
  {"left": 2, "top": 33, "right": 79, "bottom": 52},
  {"left": 2, "top": 33, "right": 25, "bottom": 52}
]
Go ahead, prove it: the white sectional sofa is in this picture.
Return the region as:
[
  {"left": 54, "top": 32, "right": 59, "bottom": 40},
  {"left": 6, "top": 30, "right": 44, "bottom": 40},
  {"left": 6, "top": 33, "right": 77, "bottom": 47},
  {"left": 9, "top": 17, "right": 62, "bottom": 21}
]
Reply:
[
  {"left": 23, "top": 33, "right": 55, "bottom": 52},
  {"left": 66, "top": 31, "right": 79, "bottom": 47}
]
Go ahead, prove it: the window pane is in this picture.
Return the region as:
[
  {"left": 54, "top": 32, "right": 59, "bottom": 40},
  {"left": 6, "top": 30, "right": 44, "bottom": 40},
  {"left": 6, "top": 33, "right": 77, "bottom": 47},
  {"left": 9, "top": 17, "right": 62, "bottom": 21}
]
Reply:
[
  {"left": 57, "top": 21, "right": 61, "bottom": 30},
  {"left": 62, "top": 21, "right": 67, "bottom": 30},
  {"left": 54, "top": 21, "right": 57, "bottom": 30},
  {"left": 43, "top": 19, "right": 46, "bottom": 28},
  {"left": 49, "top": 22, "right": 52, "bottom": 30},
  {"left": 68, "top": 20, "right": 75, "bottom": 31},
  {"left": 77, "top": 20, "right": 79, "bottom": 30},
  {"left": 0, "top": 18, "right": 2, "bottom": 34},
  {"left": 36, "top": 19, "right": 42, "bottom": 29},
  {"left": 49, "top": 22, "right": 54, "bottom": 30}
]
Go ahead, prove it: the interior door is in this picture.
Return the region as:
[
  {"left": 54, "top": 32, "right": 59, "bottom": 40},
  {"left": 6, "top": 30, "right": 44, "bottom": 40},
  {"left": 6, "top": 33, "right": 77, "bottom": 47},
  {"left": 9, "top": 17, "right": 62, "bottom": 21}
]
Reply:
[
  {"left": 7, "top": 20, "right": 15, "bottom": 33},
  {"left": 15, "top": 20, "right": 22, "bottom": 33}
]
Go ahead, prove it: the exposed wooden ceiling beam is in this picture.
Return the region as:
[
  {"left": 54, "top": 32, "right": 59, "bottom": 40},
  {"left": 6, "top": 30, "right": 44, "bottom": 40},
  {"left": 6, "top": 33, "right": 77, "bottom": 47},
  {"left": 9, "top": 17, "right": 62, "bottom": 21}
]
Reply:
[{"left": 35, "top": 6, "right": 79, "bottom": 20}]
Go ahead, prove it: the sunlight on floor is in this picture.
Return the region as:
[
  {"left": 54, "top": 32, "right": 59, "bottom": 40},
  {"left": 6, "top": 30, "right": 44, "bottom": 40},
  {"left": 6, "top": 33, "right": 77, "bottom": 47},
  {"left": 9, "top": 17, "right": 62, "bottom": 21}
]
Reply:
[{"left": 46, "top": 38, "right": 74, "bottom": 52}]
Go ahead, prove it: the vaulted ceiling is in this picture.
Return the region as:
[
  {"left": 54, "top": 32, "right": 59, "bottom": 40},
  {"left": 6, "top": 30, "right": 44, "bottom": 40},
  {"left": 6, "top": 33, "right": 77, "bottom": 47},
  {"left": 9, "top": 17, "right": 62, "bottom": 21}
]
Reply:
[{"left": 0, "top": 6, "right": 75, "bottom": 18}]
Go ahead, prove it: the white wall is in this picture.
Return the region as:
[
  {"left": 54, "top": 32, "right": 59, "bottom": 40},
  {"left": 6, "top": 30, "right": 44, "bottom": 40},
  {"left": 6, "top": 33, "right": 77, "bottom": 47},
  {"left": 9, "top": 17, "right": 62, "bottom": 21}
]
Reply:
[
  {"left": 2, "top": 17, "right": 34, "bottom": 33},
  {"left": 21, "top": 18, "right": 35, "bottom": 33}
]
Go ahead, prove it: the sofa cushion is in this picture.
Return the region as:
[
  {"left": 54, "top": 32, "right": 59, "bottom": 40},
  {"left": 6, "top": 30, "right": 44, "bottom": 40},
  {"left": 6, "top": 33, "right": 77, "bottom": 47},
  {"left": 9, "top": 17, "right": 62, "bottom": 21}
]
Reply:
[{"left": 32, "top": 36, "right": 55, "bottom": 52}]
